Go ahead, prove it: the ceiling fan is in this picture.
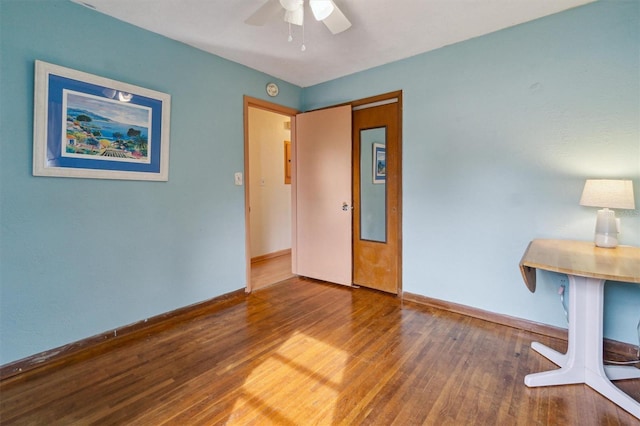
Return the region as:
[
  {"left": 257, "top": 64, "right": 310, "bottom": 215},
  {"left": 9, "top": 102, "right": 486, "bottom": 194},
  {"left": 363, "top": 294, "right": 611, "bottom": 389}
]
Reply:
[{"left": 245, "top": 0, "right": 352, "bottom": 35}]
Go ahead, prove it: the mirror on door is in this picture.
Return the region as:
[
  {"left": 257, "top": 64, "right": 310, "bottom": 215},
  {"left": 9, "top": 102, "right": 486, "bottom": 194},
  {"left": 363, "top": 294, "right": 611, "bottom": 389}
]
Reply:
[{"left": 359, "top": 127, "right": 386, "bottom": 243}]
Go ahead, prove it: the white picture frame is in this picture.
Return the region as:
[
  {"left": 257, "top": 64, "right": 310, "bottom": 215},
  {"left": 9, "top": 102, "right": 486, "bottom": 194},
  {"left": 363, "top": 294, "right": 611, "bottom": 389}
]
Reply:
[
  {"left": 33, "top": 60, "right": 171, "bottom": 181},
  {"left": 373, "top": 142, "right": 386, "bottom": 184}
]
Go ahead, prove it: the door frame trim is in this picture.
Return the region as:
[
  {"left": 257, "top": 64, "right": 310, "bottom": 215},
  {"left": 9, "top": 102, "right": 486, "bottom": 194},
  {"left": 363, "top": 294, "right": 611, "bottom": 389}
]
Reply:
[{"left": 243, "top": 96, "right": 299, "bottom": 293}]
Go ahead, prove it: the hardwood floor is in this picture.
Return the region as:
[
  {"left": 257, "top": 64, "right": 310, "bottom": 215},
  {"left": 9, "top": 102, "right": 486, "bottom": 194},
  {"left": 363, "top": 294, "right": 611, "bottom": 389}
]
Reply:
[
  {"left": 1, "top": 277, "right": 639, "bottom": 425},
  {"left": 251, "top": 251, "right": 294, "bottom": 291}
]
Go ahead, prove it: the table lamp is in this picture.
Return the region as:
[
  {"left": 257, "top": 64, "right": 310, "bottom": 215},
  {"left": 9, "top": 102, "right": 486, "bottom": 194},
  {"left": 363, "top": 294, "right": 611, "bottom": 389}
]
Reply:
[{"left": 579, "top": 179, "right": 635, "bottom": 248}]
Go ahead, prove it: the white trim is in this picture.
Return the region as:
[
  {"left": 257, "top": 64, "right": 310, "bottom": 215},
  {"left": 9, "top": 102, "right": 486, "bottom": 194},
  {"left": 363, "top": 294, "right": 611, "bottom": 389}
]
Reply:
[{"left": 352, "top": 98, "right": 398, "bottom": 111}]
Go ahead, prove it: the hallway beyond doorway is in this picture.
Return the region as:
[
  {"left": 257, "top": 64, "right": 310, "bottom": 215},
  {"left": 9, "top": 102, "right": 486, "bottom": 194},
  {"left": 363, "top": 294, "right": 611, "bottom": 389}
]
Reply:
[{"left": 251, "top": 251, "right": 294, "bottom": 290}]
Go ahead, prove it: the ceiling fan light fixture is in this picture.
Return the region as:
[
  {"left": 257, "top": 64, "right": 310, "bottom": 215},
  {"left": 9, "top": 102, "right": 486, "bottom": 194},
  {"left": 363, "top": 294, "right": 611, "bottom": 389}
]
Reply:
[
  {"left": 309, "top": 0, "right": 334, "bottom": 21},
  {"left": 284, "top": 7, "right": 304, "bottom": 26},
  {"left": 321, "top": 3, "right": 351, "bottom": 34},
  {"left": 280, "top": 0, "right": 304, "bottom": 26},
  {"left": 279, "top": 0, "right": 302, "bottom": 12}
]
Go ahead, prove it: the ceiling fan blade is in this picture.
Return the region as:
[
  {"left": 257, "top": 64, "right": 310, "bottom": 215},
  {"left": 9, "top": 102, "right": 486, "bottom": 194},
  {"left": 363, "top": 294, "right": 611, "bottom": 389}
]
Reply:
[
  {"left": 322, "top": 2, "right": 351, "bottom": 34},
  {"left": 245, "top": 0, "right": 282, "bottom": 26}
]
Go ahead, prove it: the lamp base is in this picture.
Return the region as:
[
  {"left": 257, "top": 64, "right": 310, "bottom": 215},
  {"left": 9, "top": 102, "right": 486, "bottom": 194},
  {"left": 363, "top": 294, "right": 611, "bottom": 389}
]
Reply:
[
  {"left": 594, "top": 208, "right": 619, "bottom": 248},
  {"left": 594, "top": 233, "right": 618, "bottom": 248}
]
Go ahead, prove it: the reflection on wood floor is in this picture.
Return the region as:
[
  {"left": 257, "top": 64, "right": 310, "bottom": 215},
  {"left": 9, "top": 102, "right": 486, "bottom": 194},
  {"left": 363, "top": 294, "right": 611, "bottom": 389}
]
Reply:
[{"left": 251, "top": 251, "right": 294, "bottom": 291}]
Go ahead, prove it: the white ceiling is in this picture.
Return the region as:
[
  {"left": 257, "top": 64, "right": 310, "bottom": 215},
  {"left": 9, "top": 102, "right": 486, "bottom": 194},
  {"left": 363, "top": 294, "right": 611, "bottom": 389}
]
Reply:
[{"left": 72, "top": 0, "right": 594, "bottom": 88}]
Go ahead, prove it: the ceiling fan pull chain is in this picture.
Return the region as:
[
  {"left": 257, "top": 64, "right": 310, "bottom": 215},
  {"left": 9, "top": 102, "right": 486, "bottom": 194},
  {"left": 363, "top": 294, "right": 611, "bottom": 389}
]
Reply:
[
  {"left": 301, "top": 18, "right": 306, "bottom": 51},
  {"left": 288, "top": 22, "right": 293, "bottom": 42}
]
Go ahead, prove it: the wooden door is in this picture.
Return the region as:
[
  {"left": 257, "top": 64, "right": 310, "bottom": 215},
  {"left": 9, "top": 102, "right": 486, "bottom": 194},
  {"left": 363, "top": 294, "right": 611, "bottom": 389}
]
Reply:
[
  {"left": 352, "top": 94, "right": 401, "bottom": 294},
  {"left": 293, "top": 105, "right": 352, "bottom": 286}
]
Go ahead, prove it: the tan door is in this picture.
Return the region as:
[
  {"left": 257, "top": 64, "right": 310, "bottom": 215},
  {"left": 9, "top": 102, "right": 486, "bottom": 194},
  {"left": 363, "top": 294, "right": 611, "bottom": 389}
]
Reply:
[
  {"left": 352, "top": 94, "right": 401, "bottom": 294},
  {"left": 293, "top": 105, "right": 352, "bottom": 286}
]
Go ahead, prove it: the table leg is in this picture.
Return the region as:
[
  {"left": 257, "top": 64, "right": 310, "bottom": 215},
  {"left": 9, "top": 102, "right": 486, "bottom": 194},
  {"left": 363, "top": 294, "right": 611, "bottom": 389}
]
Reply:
[{"left": 525, "top": 275, "right": 640, "bottom": 419}]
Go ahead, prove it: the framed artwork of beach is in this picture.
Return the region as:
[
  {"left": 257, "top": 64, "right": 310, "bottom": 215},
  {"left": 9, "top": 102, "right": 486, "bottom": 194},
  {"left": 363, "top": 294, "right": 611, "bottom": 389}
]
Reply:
[{"left": 33, "top": 60, "right": 171, "bottom": 181}]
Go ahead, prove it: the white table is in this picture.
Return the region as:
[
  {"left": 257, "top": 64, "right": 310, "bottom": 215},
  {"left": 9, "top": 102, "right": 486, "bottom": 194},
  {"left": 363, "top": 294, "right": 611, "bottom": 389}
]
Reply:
[{"left": 519, "top": 239, "right": 640, "bottom": 419}]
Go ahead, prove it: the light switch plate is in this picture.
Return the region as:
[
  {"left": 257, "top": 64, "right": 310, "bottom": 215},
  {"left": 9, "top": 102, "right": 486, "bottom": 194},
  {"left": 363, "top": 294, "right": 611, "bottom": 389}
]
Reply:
[{"left": 234, "top": 172, "right": 243, "bottom": 186}]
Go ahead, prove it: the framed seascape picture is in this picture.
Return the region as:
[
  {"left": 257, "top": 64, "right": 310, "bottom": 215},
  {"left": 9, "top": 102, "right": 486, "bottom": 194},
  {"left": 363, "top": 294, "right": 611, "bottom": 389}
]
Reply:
[
  {"left": 33, "top": 60, "right": 171, "bottom": 181},
  {"left": 373, "top": 142, "right": 386, "bottom": 184}
]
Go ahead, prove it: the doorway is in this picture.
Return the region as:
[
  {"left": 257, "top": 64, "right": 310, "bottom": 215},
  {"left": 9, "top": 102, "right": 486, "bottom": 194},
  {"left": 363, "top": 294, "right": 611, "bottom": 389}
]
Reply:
[{"left": 244, "top": 97, "right": 299, "bottom": 292}]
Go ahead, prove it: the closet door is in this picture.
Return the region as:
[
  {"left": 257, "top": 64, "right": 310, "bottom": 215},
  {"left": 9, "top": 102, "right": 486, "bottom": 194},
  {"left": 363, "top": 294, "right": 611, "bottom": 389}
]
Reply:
[
  {"left": 293, "top": 105, "right": 352, "bottom": 286},
  {"left": 352, "top": 98, "right": 401, "bottom": 294}
]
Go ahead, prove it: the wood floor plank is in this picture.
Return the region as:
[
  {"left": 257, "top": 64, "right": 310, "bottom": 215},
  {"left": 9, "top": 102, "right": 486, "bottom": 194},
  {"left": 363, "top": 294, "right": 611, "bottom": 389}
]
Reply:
[
  {"left": 251, "top": 252, "right": 294, "bottom": 291},
  {"left": 1, "top": 276, "right": 639, "bottom": 425}
]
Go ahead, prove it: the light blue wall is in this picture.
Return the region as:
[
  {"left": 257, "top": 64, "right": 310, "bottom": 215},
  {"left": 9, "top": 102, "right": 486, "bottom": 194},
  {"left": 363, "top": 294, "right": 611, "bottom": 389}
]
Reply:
[
  {"left": 1, "top": 0, "right": 639, "bottom": 366},
  {"left": 0, "top": 0, "right": 301, "bottom": 364},
  {"left": 305, "top": 1, "right": 640, "bottom": 344}
]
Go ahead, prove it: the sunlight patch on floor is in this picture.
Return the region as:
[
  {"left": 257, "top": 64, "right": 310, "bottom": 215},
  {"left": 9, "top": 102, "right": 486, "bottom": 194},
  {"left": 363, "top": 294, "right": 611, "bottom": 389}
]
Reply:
[{"left": 229, "top": 331, "right": 348, "bottom": 424}]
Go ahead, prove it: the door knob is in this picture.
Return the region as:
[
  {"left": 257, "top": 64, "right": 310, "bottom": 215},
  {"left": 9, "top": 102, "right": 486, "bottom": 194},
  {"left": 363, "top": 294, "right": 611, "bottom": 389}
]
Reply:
[{"left": 342, "top": 202, "right": 352, "bottom": 211}]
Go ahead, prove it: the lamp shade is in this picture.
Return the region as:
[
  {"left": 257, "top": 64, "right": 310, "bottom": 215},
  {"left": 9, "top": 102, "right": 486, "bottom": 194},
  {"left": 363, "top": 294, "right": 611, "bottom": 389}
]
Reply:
[{"left": 579, "top": 179, "right": 635, "bottom": 210}]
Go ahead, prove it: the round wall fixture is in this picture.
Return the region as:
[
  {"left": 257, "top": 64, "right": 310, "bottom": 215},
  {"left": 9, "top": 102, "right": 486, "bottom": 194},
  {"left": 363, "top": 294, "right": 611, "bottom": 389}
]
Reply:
[{"left": 266, "top": 82, "right": 279, "bottom": 97}]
